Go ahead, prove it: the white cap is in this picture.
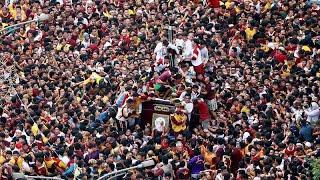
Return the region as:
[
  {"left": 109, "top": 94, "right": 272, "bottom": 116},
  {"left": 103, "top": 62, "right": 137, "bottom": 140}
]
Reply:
[
  {"left": 86, "top": 0, "right": 93, "bottom": 4},
  {"left": 176, "top": 141, "right": 183, "bottom": 147},
  {"left": 267, "top": 42, "right": 275, "bottom": 50},
  {"left": 225, "top": 83, "right": 231, "bottom": 89},
  {"left": 243, "top": 132, "right": 250, "bottom": 140},
  {"left": 104, "top": 42, "right": 112, "bottom": 50},
  {"left": 305, "top": 142, "right": 312, "bottom": 148},
  {"left": 73, "top": 51, "right": 80, "bottom": 56},
  {"left": 16, "top": 129, "right": 22, "bottom": 133}
]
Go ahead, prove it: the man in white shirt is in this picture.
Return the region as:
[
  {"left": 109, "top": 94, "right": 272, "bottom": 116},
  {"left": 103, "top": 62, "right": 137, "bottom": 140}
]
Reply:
[
  {"left": 154, "top": 39, "right": 168, "bottom": 62},
  {"left": 5, "top": 141, "right": 18, "bottom": 152},
  {"left": 183, "top": 33, "right": 194, "bottom": 60},
  {"left": 182, "top": 95, "right": 193, "bottom": 120},
  {"left": 191, "top": 40, "right": 205, "bottom": 75},
  {"left": 81, "top": 32, "right": 91, "bottom": 48},
  {"left": 175, "top": 32, "right": 185, "bottom": 51},
  {"left": 200, "top": 41, "right": 209, "bottom": 64},
  {"left": 154, "top": 39, "right": 179, "bottom": 69}
]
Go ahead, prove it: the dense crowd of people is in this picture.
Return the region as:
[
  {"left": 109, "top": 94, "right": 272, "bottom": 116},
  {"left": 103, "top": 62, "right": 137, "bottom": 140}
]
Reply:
[{"left": 0, "top": 0, "right": 320, "bottom": 179}]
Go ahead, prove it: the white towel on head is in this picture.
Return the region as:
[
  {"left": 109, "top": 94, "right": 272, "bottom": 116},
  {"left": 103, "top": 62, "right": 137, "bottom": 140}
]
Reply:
[{"left": 243, "top": 132, "right": 250, "bottom": 140}]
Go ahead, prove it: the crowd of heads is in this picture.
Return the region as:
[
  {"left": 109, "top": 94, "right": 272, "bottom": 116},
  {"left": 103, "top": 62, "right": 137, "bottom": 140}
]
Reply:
[{"left": 0, "top": 0, "right": 320, "bottom": 179}]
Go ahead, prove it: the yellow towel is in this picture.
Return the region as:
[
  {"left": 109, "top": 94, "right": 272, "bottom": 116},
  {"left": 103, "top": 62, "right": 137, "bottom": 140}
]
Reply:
[
  {"left": 31, "top": 123, "right": 39, "bottom": 136},
  {"left": 302, "top": 45, "right": 311, "bottom": 52}
]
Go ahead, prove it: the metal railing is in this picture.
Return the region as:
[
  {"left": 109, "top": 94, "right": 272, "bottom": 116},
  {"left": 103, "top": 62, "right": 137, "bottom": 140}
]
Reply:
[
  {"left": 12, "top": 173, "right": 63, "bottom": 180},
  {"left": 97, "top": 159, "right": 155, "bottom": 180}
]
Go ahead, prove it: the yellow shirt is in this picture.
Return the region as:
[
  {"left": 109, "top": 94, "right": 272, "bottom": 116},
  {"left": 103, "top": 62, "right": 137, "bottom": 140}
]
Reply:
[
  {"left": 11, "top": 10, "right": 27, "bottom": 21},
  {"left": 63, "top": 44, "right": 71, "bottom": 52},
  {"left": 8, "top": 4, "right": 14, "bottom": 14},
  {"left": 171, "top": 114, "right": 187, "bottom": 133},
  {"left": 244, "top": 143, "right": 253, "bottom": 155},
  {"left": 83, "top": 72, "right": 103, "bottom": 85},
  {"left": 241, "top": 106, "right": 250, "bottom": 115},
  {"left": 200, "top": 145, "right": 216, "bottom": 165},
  {"left": 31, "top": 123, "right": 39, "bottom": 136},
  {"left": 17, "top": 157, "right": 24, "bottom": 169},
  {"left": 225, "top": 1, "right": 232, "bottom": 9},
  {"left": 9, "top": 5, "right": 27, "bottom": 21},
  {"left": 42, "top": 135, "right": 49, "bottom": 144},
  {"left": 245, "top": 28, "right": 256, "bottom": 41},
  {"left": 1, "top": 23, "right": 8, "bottom": 29},
  {"left": 102, "top": 96, "right": 109, "bottom": 103},
  {"left": 91, "top": 72, "right": 103, "bottom": 84},
  {"left": 235, "top": 6, "right": 241, "bottom": 14},
  {"left": 0, "top": 155, "right": 6, "bottom": 164},
  {"left": 45, "top": 159, "right": 55, "bottom": 169},
  {"left": 103, "top": 11, "right": 111, "bottom": 18},
  {"left": 281, "top": 70, "right": 290, "bottom": 79},
  {"left": 56, "top": 44, "right": 63, "bottom": 51},
  {"left": 264, "top": 2, "right": 271, "bottom": 12},
  {"left": 302, "top": 45, "right": 311, "bottom": 52},
  {"left": 261, "top": 44, "right": 270, "bottom": 52},
  {"left": 9, "top": 158, "right": 16, "bottom": 166},
  {"left": 128, "top": 9, "right": 135, "bottom": 16}
]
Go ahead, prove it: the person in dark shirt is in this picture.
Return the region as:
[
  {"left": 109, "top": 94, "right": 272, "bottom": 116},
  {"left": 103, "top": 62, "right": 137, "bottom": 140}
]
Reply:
[
  {"left": 230, "top": 140, "right": 243, "bottom": 175},
  {"left": 175, "top": 160, "right": 189, "bottom": 179},
  {"left": 188, "top": 148, "right": 204, "bottom": 179},
  {"left": 300, "top": 120, "right": 313, "bottom": 142}
]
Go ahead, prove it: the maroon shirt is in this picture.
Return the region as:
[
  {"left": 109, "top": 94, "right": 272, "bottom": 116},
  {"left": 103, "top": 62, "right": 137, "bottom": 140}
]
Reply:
[
  {"left": 273, "top": 50, "right": 287, "bottom": 64},
  {"left": 198, "top": 101, "right": 210, "bottom": 121},
  {"left": 231, "top": 147, "right": 243, "bottom": 174},
  {"left": 158, "top": 70, "right": 171, "bottom": 82},
  {"left": 205, "top": 84, "right": 215, "bottom": 100},
  {"left": 176, "top": 167, "right": 190, "bottom": 179}
]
